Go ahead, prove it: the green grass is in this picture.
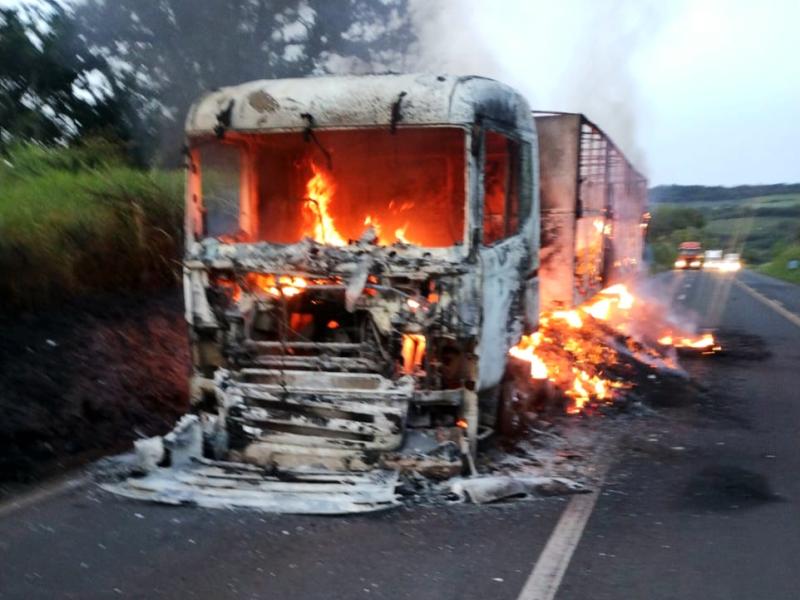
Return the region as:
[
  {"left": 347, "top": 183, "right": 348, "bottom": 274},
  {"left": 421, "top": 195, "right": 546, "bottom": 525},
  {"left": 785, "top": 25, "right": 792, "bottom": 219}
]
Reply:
[
  {"left": 758, "top": 244, "right": 800, "bottom": 285},
  {"left": 0, "top": 142, "right": 183, "bottom": 310},
  {"left": 742, "top": 193, "right": 800, "bottom": 207},
  {"left": 704, "top": 216, "right": 787, "bottom": 236}
]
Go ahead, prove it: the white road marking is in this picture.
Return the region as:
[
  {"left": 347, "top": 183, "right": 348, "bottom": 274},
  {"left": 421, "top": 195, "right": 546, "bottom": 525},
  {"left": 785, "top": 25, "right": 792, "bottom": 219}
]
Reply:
[
  {"left": 516, "top": 454, "right": 612, "bottom": 600},
  {"left": 677, "top": 294, "right": 687, "bottom": 300},
  {"left": 0, "top": 474, "right": 88, "bottom": 519},
  {"left": 735, "top": 279, "right": 800, "bottom": 329}
]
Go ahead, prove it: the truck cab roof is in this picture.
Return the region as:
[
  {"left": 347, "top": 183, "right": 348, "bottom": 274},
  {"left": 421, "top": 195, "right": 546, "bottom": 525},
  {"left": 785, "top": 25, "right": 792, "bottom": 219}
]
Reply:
[{"left": 185, "top": 73, "right": 535, "bottom": 137}]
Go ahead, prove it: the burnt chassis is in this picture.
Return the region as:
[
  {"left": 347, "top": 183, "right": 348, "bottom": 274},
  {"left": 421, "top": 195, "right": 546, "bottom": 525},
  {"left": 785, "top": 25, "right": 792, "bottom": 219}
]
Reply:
[{"left": 185, "top": 239, "right": 487, "bottom": 476}]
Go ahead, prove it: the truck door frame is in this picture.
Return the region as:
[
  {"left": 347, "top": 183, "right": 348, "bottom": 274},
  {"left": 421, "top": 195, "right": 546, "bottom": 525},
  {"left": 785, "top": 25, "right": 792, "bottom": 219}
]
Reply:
[{"left": 474, "top": 117, "right": 534, "bottom": 393}]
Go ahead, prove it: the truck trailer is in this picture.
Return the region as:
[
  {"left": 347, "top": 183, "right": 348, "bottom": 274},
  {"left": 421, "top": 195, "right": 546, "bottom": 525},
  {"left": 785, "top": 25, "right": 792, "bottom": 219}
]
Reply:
[{"left": 107, "top": 74, "right": 647, "bottom": 513}]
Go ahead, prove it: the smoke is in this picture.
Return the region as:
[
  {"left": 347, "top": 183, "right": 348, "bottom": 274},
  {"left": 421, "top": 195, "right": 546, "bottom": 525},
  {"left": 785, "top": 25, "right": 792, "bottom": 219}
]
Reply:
[
  {"left": 405, "top": 0, "right": 505, "bottom": 77},
  {"left": 407, "top": 0, "right": 683, "bottom": 175}
]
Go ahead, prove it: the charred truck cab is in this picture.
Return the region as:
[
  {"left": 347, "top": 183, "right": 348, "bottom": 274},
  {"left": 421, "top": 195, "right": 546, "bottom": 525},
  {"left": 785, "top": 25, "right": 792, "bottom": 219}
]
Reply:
[{"left": 180, "top": 74, "right": 538, "bottom": 488}]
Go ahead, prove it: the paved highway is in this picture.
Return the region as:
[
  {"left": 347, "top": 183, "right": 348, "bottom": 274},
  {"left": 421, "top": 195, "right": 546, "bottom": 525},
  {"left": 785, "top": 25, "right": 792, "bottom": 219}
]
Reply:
[{"left": 1, "top": 270, "right": 798, "bottom": 600}]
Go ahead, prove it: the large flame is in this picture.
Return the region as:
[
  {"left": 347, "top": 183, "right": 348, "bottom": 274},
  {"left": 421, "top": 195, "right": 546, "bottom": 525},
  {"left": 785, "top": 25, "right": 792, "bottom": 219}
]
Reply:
[
  {"left": 509, "top": 283, "right": 720, "bottom": 415},
  {"left": 302, "top": 162, "right": 420, "bottom": 246}
]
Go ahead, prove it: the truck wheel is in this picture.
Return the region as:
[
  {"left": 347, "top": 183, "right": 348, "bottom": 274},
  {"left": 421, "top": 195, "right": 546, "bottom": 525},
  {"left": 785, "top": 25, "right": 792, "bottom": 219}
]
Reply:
[{"left": 497, "top": 369, "right": 534, "bottom": 439}]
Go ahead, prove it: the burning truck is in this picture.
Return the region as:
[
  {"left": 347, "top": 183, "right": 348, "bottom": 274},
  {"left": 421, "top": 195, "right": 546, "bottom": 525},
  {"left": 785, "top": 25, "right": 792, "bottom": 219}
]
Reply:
[{"left": 107, "top": 74, "right": 649, "bottom": 513}]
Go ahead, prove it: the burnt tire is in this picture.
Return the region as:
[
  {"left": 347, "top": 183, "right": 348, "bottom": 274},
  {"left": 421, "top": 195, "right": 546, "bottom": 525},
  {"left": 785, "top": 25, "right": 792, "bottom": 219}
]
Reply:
[{"left": 496, "top": 369, "right": 534, "bottom": 439}]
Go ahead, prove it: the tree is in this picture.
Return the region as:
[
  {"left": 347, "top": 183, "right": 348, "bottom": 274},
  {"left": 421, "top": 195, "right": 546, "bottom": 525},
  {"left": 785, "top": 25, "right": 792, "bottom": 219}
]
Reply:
[
  {"left": 72, "top": 0, "right": 416, "bottom": 165},
  {"left": 0, "top": 5, "right": 130, "bottom": 153}
]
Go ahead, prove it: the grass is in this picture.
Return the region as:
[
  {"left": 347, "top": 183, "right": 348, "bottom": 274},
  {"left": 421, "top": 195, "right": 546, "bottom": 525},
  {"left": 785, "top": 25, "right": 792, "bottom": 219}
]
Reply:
[
  {"left": 0, "top": 141, "right": 184, "bottom": 310},
  {"left": 758, "top": 244, "right": 800, "bottom": 285}
]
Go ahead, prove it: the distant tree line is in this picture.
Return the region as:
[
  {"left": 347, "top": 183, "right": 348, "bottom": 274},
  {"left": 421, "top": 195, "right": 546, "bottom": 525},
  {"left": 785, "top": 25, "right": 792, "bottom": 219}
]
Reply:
[
  {"left": 707, "top": 204, "right": 800, "bottom": 220},
  {"left": 649, "top": 184, "right": 800, "bottom": 204}
]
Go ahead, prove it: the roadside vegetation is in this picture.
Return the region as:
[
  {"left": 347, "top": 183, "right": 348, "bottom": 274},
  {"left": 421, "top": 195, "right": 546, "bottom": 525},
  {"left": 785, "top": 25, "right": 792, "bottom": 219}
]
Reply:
[
  {"left": 0, "top": 141, "right": 183, "bottom": 310},
  {"left": 646, "top": 191, "right": 800, "bottom": 283},
  {"left": 758, "top": 244, "right": 800, "bottom": 284}
]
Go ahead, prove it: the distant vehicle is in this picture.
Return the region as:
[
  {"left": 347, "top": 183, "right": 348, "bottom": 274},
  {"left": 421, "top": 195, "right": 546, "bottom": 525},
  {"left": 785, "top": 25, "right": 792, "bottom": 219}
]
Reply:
[
  {"left": 703, "top": 249, "right": 723, "bottom": 271},
  {"left": 674, "top": 241, "right": 703, "bottom": 269},
  {"left": 720, "top": 253, "right": 742, "bottom": 272}
]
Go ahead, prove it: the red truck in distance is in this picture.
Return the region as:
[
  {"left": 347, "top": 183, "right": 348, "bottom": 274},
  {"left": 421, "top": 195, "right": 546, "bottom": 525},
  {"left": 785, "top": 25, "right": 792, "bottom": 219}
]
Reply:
[{"left": 674, "top": 241, "right": 703, "bottom": 270}]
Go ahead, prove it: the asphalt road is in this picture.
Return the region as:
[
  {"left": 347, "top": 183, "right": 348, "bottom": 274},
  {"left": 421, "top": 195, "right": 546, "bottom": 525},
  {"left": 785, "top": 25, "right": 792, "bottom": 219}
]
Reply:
[
  {"left": 562, "top": 269, "right": 800, "bottom": 599},
  {"left": 1, "top": 270, "right": 798, "bottom": 600}
]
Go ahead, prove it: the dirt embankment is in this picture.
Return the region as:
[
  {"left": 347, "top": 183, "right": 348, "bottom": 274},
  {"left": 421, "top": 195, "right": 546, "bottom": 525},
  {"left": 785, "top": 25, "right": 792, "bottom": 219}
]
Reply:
[{"left": 0, "top": 290, "right": 190, "bottom": 485}]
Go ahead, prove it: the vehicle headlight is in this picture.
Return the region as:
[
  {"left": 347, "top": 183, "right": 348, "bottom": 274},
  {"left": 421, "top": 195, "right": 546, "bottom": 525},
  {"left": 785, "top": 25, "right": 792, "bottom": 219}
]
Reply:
[
  {"left": 690, "top": 260, "right": 701, "bottom": 267},
  {"left": 675, "top": 259, "right": 686, "bottom": 268}
]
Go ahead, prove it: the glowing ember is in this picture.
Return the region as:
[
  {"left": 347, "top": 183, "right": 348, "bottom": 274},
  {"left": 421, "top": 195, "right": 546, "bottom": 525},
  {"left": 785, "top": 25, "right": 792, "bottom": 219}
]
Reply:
[
  {"left": 401, "top": 333, "right": 426, "bottom": 374},
  {"left": 250, "top": 274, "right": 308, "bottom": 298},
  {"left": 364, "top": 215, "right": 415, "bottom": 244},
  {"left": 658, "top": 332, "right": 719, "bottom": 351},
  {"left": 304, "top": 162, "right": 347, "bottom": 246}
]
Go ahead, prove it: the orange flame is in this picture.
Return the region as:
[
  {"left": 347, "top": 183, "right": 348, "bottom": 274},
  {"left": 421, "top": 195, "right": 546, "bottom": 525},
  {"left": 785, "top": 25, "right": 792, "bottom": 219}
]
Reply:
[
  {"left": 401, "top": 333, "right": 426, "bottom": 374},
  {"left": 249, "top": 274, "right": 308, "bottom": 298},
  {"left": 303, "top": 162, "right": 421, "bottom": 246},
  {"left": 658, "top": 332, "right": 718, "bottom": 351},
  {"left": 395, "top": 224, "right": 411, "bottom": 244},
  {"left": 509, "top": 283, "right": 640, "bottom": 415},
  {"left": 509, "top": 283, "right": 720, "bottom": 415},
  {"left": 509, "top": 333, "right": 549, "bottom": 380},
  {"left": 552, "top": 310, "right": 583, "bottom": 329},
  {"left": 305, "top": 163, "right": 346, "bottom": 246}
]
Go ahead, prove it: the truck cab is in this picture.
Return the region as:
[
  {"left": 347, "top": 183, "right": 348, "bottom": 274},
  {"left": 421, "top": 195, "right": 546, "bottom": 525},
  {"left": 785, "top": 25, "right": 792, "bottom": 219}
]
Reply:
[
  {"left": 675, "top": 241, "right": 703, "bottom": 269},
  {"left": 182, "top": 74, "right": 539, "bottom": 473}
]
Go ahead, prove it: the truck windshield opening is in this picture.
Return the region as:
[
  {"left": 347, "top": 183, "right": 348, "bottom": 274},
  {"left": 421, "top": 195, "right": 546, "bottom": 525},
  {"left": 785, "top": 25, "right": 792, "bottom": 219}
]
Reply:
[{"left": 196, "top": 127, "right": 466, "bottom": 247}]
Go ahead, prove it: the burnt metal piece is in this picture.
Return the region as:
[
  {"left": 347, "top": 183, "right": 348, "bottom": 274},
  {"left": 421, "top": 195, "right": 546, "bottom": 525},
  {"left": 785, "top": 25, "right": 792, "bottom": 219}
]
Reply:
[
  {"left": 390, "top": 91, "right": 407, "bottom": 133},
  {"left": 214, "top": 99, "right": 234, "bottom": 138}
]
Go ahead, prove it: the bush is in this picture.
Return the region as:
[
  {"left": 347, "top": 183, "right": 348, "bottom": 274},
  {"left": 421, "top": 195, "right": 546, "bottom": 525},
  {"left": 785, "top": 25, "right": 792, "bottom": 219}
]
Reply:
[{"left": 0, "top": 142, "right": 183, "bottom": 310}]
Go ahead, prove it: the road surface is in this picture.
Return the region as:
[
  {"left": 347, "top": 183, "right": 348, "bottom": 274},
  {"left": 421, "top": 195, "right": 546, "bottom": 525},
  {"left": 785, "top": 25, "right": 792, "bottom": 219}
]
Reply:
[{"left": 1, "top": 270, "right": 798, "bottom": 600}]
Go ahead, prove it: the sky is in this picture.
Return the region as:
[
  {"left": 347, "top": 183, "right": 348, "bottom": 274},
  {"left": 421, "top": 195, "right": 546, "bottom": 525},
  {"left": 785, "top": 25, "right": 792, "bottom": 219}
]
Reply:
[
  {"left": 410, "top": 0, "right": 800, "bottom": 186},
  {"left": 3, "top": 0, "right": 799, "bottom": 186}
]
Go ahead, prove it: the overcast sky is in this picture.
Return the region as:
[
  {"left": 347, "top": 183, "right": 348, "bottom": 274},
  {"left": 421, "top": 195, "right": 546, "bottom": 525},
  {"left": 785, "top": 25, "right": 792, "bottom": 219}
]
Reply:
[
  {"left": 412, "top": 0, "right": 800, "bottom": 186},
  {"left": 4, "top": 0, "right": 798, "bottom": 186}
]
